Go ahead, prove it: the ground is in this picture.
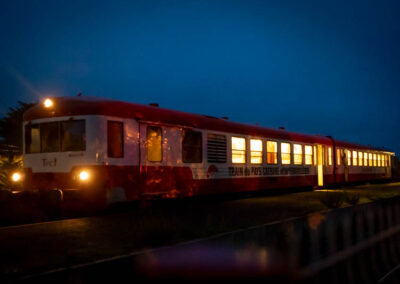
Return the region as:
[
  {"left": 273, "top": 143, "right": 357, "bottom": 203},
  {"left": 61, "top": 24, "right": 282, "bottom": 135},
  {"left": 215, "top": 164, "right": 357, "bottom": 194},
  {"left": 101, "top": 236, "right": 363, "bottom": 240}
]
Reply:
[{"left": 1, "top": 182, "right": 400, "bottom": 279}]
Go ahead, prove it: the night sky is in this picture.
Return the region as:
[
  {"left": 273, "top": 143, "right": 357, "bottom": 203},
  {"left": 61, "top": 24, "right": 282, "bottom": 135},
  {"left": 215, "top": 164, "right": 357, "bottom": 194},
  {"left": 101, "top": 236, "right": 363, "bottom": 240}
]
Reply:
[{"left": 1, "top": 0, "right": 399, "bottom": 154}]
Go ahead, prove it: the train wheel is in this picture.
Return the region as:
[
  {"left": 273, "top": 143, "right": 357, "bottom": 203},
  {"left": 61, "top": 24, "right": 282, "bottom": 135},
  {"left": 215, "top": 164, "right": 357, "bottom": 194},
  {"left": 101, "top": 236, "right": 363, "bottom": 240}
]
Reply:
[{"left": 106, "top": 186, "right": 127, "bottom": 206}]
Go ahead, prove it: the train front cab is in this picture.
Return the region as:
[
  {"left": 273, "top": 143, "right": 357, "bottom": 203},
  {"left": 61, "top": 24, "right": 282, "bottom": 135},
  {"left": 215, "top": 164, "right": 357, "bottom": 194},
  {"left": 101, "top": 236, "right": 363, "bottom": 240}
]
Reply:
[{"left": 22, "top": 114, "right": 141, "bottom": 205}]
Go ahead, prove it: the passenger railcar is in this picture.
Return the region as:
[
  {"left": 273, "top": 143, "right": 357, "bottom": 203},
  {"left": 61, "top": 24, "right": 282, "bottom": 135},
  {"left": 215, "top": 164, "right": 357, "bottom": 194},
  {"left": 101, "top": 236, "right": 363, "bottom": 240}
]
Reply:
[{"left": 17, "top": 96, "right": 395, "bottom": 205}]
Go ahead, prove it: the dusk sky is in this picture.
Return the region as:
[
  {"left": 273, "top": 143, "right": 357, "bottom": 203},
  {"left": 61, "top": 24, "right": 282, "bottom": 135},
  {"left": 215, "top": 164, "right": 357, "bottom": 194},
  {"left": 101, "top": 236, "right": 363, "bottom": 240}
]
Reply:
[{"left": 1, "top": 0, "right": 399, "bottom": 154}]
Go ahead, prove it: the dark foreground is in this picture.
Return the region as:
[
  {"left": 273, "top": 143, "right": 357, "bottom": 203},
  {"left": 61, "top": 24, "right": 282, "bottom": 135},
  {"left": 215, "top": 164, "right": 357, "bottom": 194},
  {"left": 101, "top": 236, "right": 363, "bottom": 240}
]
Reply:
[{"left": 1, "top": 182, "right": 400, "bottom": 283}]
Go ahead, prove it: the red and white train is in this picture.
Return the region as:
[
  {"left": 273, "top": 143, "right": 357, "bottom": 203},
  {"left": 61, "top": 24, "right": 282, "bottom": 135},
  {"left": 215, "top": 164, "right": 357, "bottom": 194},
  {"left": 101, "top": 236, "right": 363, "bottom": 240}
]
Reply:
[{"left": 16, "top": 96, "right": 395, "bottom": 205}]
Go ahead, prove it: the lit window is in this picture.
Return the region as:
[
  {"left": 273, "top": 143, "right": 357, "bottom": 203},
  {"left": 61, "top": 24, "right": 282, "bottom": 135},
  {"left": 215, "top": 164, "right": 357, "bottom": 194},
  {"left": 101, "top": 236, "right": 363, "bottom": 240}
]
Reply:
[
  {"left": 364, "top": 152, "right": 368, "bottom": 166},
  {"left": 281, "top": 143, "right": 291, "bottom": 165},
  {"left": 347, "top": 150, "right": 351, "bottom": 166},
  {"left": 294, "top": 144, "right": 302, "bottom": 165},
  {"left": 352, "top": 151, "right": 358, "bottom": 166},
  {"left": 250, "top": 139, "right": 262, "bottom": 164},
  {"left": 373, "top": 154, "right": 377, "bottom": 166},
  {"left": 266, "top": 141, "right": 277, "bottom": 164},
  {"left": 337, "top": 149, "right": 341, "bottom": 165},
  {"left": 305, "top": 145, "right": 313, "bottom": 165},
  {"left": 369, "top": 153, "right": 373, "bottom": 166},
  {"left": 378, "top": 154, "right": 382, "bottom": 167},
  {"left": 328, "top": 147, "right": 332, "bottom": 166},
  {"left": 358, "top": 151, "right": 363, "bottom": 166},
  {"left": 389, "top": 155, "right": 391, "bottom": 167},
  {"left": 314, "top": 146, "right": 317, "bottom": 165},
  {"left": 232, "top": 137, "right": 246, "bottom": 163},
  {"left": 147, "top": 126, "right": 162, "bottom": 162},
  {"left": 382, "top": 155, "right": 386, "bottom": 167}
]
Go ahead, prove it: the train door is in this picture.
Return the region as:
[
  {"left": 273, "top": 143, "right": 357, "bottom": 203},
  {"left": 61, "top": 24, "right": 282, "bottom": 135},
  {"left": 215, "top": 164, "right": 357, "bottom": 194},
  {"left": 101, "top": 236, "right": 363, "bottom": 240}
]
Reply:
[
  {"left": 344, "top": 149, "right": 349, "bottom": 182},
  {"left": 317, "top": 144, "right": 324, "bottom": 186}
]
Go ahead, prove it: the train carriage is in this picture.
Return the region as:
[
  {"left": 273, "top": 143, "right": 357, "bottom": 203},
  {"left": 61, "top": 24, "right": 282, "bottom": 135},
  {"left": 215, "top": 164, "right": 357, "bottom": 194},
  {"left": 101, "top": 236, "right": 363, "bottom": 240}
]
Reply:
[{"left": 17, "top": 96, "right": 395, "bottom": 206}]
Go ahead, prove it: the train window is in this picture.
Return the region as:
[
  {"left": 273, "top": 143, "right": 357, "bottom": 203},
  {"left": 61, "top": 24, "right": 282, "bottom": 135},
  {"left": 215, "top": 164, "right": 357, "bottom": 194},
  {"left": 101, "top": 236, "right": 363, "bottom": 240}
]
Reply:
[
  {"left": 346, "top": 150, "right": 351, "bottom": 166},
  {"left": 182, "top": 130, "right": 202, "bottom": 163},
  {"left": 232, "top": 137, "right": 246, "bottom": 164},
  {"left": 378, "top": 154, "right": 381, "bottom": 167},
  {"left": 281, "top": 143, "right": 291, "bottom": 165},
  {"left": 382, "top": 155, "right": 386, "bottom": 167},
  {"left": 369, "top": 153, "right": 373, "bottom": 166},
  {"left": 389, "top": 156, "right": 391, "bottom": 167},
  {"left": 25, "top": 124, "right": 40, "bottom": 154},
  {"left": 250, "top": 139, "right": 262, "bottom": 164},
  {"left": 146, "top": 126, "right": 162, "bottom": 162},
  {"left": 305, "top": 145, "right": 313, "bottom": 165},
  {"left": 337, "top": 149, "right": 341, "bottom": 165},
  {"left": 328, "top": 147, "right": 332, "bottom": 166},
  {"left": 373, "top": 154, "right": 377, "bottom": 166},
  {"left": 352, "top": 151, "right": 358, "bottom": 166},
  {"left": 358, "top": 151, "right": 363, "bottom": 166},
  {"left": 207, "top": 133, "right": 227, "bottom": 163},
  {"left": 61, "top": 120, "right": 86, "bottom": 152},
  {"left": 364, "top": 152, "right": 368, "bottom": 166},
  {"left": 293, "top": 144, "right": 302, "bottom": 165},
  {"left": 108, "top": 121, "right": 124, "bottom": 158},
  {"left": 266, "top": 141, "right": 278, "bottom": 164},
  {"left": 40, "top": 122, "right": 60, "bottom": 153},
  {"left": 314, "top": 146, "right": 317, "bottom": 165}
]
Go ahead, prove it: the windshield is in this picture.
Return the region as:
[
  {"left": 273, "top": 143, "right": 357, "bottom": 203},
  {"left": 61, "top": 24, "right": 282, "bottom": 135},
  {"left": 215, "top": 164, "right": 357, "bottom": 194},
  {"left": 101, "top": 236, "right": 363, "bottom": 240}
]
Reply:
[{"left": 25, "top": 120, "right": 86, "bottom": 153}]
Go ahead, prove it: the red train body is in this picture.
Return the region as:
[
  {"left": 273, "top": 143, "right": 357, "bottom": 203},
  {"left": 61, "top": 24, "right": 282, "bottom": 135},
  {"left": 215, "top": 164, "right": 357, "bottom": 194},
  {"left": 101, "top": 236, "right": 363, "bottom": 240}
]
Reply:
[{"left": 20, "top": 97, "right": 395, "bottom": 205}]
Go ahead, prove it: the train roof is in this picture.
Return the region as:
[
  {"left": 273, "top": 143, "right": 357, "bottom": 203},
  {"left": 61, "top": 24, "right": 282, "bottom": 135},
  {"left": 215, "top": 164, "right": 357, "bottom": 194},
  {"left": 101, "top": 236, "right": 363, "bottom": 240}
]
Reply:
[{"left": 24, "top": 96, "right": 392, "bottom": 153}]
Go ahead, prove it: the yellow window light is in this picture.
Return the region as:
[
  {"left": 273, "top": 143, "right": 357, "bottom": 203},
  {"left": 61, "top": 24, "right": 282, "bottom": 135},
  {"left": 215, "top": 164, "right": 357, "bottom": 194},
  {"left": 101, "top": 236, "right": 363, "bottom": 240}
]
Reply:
[
  {"left": 266, "top": 141, "right": 278, "bottom": 164},
  {"left": 281, "top": 142, "right": 291, "bottom": 165},
  {"left": 346, "top": 150, "right": 351, "bottom": 166},
  {"left": 305, "top": 145, "right": 313, "bottom": 165},
  {"left": 232, "top": 137, "right": 246, "bottom": 164},
  {"left": 293, "top": 144, "right": 302, "bottom": 165},
  {"left": 328, "top": 147, "right": 332, "bottom": 166},
  {"left": 352, "top": 151, "right": 358, "bottom": 166},
  {"left": 250, "top": 139, "right": 262, "bottom": 164}
]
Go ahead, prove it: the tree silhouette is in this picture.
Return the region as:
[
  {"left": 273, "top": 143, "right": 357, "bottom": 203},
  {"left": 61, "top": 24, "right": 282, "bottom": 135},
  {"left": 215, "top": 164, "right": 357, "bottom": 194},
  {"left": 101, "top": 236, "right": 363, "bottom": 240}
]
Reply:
[{"left": 0, "top": 101, "right": 36, "bottom": 156}]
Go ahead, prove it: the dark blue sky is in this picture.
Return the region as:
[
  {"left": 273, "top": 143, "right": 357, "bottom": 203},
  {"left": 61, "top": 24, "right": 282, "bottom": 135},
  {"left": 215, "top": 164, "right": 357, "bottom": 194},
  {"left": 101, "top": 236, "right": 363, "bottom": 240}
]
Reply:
[{"left": 1, "top": 0, "right": 399, "bottom": 154}]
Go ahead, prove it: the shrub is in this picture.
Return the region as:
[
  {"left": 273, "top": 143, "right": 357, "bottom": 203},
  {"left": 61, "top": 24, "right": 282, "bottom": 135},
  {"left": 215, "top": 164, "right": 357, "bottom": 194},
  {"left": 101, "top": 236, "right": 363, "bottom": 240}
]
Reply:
[
  {"left": 319, "top": 191, "right": 345, "bottom": 208},
  {"left": 0, "top": 155, "right": 23, "bottom": 191},
  {"left": 345, "top": 193, "right": 360, "bottom": 205}
]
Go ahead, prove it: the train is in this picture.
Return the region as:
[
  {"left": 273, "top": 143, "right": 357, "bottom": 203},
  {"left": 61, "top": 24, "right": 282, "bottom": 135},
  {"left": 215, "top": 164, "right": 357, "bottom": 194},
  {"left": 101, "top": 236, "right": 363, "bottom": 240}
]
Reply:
[{"left": 13, "top": 96, "right": 395, "bottom": 206}]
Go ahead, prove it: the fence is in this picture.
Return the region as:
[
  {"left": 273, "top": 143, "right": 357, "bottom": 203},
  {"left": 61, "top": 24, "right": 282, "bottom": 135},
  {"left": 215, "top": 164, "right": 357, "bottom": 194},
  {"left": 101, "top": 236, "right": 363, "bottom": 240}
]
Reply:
[{"left": 19, "top": 196, "right": 400, "bottom": 283}]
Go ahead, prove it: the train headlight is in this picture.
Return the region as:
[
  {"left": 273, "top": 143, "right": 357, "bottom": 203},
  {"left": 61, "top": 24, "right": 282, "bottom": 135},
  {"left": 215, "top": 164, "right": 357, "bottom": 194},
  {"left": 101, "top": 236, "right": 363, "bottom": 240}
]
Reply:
[
  {"left": 44, "top": 98, "right": 53, "bottom": 108},
  {"left": 79, "top": 170, "right": 90, "bottom": 181},
  {"left": 11, "top": 172, "right": 22, "bottom": 182}
]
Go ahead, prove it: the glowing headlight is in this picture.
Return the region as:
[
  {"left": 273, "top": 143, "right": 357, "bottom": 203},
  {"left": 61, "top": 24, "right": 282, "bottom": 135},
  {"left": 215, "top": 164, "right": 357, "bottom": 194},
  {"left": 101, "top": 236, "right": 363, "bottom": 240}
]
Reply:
[
  {"left": 44, "top": 98, "right": 53, "bottom": 108},
  {"left": 11, "top": 172, "right": 22, "bottom": 182},
  {"left": 79, "top": 171, "right": 89, "bottom": 181}
]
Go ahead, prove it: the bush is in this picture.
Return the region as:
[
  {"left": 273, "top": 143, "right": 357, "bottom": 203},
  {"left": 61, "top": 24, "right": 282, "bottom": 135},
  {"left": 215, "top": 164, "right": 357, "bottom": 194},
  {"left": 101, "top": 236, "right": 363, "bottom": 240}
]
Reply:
[
  {"left": 345, "top": 193, "right": 360, "bottom": 205},
  {"left": 0, "top": 155, "right": 23, "bottom": 191},
  {"left": 319, "top": 191, "right": 345, "bottom": 208}
]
